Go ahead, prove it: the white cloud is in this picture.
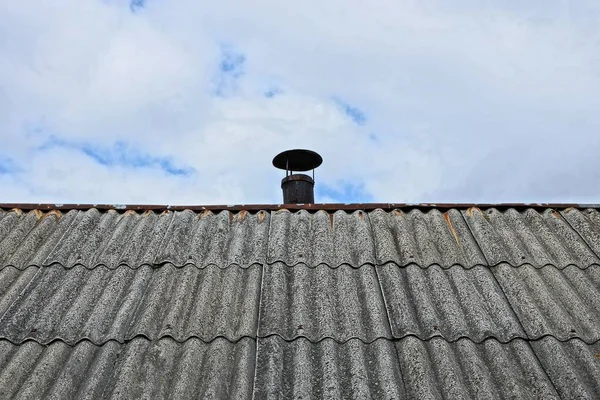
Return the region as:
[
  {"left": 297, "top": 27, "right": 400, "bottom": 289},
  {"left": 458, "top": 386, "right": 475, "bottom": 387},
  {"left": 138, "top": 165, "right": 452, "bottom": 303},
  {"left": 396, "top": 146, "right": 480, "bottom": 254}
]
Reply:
[{"left": 1, "top": 0, "right": 599, "bottom": 204}]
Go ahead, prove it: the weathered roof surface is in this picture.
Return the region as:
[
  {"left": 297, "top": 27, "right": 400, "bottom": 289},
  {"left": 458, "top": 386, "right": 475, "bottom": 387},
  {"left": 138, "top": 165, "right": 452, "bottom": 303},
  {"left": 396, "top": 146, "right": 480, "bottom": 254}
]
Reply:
[
  {"left": 1, "top": 204, "right": 599, "bottom": 399},
  {"left": 0, "top": 264, "right": 261, "bottom": 344},
  {"left": 0, "top": 337, "right": 255, "bottom": 399}
]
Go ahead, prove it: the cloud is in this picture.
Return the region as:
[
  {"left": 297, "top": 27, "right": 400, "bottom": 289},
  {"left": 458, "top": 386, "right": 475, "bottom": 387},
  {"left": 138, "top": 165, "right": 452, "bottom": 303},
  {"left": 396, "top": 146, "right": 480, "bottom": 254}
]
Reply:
[{"left": 0, "top": 0, "right": 599, "bottom": 204}]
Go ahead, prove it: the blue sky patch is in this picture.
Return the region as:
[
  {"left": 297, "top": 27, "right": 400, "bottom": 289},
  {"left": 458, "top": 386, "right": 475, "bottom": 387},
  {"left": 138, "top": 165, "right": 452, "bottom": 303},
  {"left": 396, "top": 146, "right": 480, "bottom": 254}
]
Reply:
[
  {"left": 317, "top": 181, "right": 372, "bottom": 203},
  {"left": 264, "top": 87, "right": 283, "bottom": 98},
  {"left": 334, "top": 98, "right": 367, "bottom": 125},
  {"left": 213, "top": 45, "right": 246, "bottom": 97},
  {"left": 130, "top": 0, "right": 145, "bottom": 12},
  {"left": 40, "top": 137, "right": 195, "bottom": 177},
  {"left": 0, "top": 155, "right": 19, "bottom": 175}
]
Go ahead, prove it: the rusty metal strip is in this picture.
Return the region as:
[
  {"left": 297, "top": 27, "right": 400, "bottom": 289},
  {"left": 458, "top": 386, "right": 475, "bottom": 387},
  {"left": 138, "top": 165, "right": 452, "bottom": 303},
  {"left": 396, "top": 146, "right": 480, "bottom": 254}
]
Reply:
[{"left": 0, "top": 202, "right": 596, "bottom": 212}]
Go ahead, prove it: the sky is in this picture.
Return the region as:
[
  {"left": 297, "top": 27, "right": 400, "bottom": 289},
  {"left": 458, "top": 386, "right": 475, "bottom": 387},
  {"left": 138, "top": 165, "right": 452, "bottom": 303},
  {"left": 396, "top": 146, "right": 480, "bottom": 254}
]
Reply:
[{"left": 1, "top": 0, "right": 600, "bottom": 205}]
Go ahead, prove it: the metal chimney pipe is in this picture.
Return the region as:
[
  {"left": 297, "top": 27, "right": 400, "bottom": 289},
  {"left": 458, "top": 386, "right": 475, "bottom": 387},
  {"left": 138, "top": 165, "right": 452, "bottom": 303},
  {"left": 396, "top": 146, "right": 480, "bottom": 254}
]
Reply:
[
  {"left": 273, "top": 149, "right": 323, "bottom": 204},
  {"left": 281, "top": 174, "right": 315, "bottom": 204}
]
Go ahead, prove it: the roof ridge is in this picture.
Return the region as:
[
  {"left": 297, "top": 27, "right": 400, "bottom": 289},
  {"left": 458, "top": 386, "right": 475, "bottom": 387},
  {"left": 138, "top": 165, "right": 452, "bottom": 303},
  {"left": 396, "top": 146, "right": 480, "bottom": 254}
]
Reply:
[{"left": 2, "top": 202, "right": 600, "bottom": 212}]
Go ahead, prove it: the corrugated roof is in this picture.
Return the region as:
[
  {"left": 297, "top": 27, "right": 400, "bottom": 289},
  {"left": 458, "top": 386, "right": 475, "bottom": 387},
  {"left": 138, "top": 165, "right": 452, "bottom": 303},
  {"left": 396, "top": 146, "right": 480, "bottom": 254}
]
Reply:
[
  {"left": 0, "top": 264, "right": 261, "bottom": 344},
  {"left": 267, "top": 209, "right": 375, "bottom": 267},
  {"left": 0, "top": 209, "right": 269, "bottom": 269},
  {"left": 258, "top": 262, "right": 391, "bottom": 342},
  {"left": 396, "top": 336, "right": 561, "bottom": 399},
  {"left": 0, "top": 204, "right": 599, "bottom": 399},
  {"left": 254, "top": 337, "right": 405, "bottom": 399},
  {"left": 378, "top": 263, "right": 525, "bottom": 342},
  {"left": 531, "top": 337, "right": 600, "bottom": 399},
  {"left": 493, "top": 263, "right": 600, "bottom": 342},
  {"left": 463, "top": 208, "right": 600, "bottom": 268},
  {"left": 0, "top": 338, "right": 255, "bottom": 399}
]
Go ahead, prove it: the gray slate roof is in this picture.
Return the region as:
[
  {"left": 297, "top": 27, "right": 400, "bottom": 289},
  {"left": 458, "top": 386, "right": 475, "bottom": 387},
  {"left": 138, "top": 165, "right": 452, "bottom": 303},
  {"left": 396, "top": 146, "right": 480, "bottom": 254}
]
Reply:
[{"left": 0, "top": 206, "right": 600, "bottom": 399}]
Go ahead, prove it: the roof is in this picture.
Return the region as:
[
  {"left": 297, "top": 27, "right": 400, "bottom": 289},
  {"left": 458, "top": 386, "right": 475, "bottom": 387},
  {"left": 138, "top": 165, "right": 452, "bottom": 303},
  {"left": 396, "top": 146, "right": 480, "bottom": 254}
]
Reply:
[{"left": 0, "top": 203, "right": 599, "bottom": 399}]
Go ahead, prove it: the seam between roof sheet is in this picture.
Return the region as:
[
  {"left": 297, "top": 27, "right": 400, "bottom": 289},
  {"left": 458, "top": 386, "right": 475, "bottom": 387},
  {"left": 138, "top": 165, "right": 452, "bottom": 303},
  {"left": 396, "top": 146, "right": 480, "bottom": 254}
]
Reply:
[
  {"left": 365, "top": 211, "right": 408, "bottom": 398},
  {"left": 374, "top": 265, "right": 408, "bottom": 398},
  {"left": 527, "top": 338, "right": 563, "bottom": 398},
  {"left": 250, "top": 278, "right": 265, "bottom": 400},
  {"left": 459, "top": 211, "right": 531, "bottom": 337},
  {"left": 459, "top": 210, "right": 564, "bottom": 398},
  {"left": 485, "top": 270, "right": 563, "bottom": 398},
  {"left": 2, "top": 334, "right": 597, "bottom": 348},
  {"left": 458, "top": 209, "right": 531, "bottom": 337},
  {"left": 251, "top": 212, "right": 271, "bottom": 400},
  {"left": 364, "top": 213, "right": 395, "bottom": 337}
]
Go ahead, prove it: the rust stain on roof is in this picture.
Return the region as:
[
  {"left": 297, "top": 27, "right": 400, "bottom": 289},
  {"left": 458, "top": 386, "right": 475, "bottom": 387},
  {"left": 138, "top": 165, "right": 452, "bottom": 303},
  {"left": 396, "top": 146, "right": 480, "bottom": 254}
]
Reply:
[
  {"left": 551, "top": 210, "right": 561, "bottom": 218},
  {"left": 200, "top": 209, "right": 212, "bottom": 219},
  {"left": 257, "top": 211, "right": 266, "bottom": 222},
  {"left": 466, "top": 207, "right": 479, "bottom": 217},
  {"left": 44, "top": 210, "right": 62, "bottom": 219},
  {"left": 443, "top": 212, "right": 461, "bottom": 246}
]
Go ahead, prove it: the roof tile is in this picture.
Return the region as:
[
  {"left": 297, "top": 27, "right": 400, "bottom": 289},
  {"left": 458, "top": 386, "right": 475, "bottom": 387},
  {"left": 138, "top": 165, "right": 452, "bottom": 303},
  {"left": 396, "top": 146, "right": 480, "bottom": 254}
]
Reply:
[
  {"left": 531, "top": 337, "right": 600, "bottom": 400},
  {"left": 0, "top": 338, "right": 255, "bottom": 400},
  {"left": 254, "top": 336, "right": 405, "bottom": 399},
  {"left": 258, "top": 263, "right": 391, "bottom": 341},
  {"left": 0, "top": 264, "right": 261, "bottom": 344},
  {"left": 463, "top": 208, "right": 599, "bottom": 267},
  {"left": 396, "top": 336, "right": 559, "bottom": 400},
  {"left": 30, "top": 209, "right": 165, "bottom": 269},
  {"left": 155, "top": 210, "right": 269, "bottom": 268},
  {"left": 0, "top": 209, "right": 270, "bottom": 269},
  {"left": 378, "top": 263, "right": 525, "bottom": 342},
  {"left": 493, "top": 263, "right": 600, "bottom": 342},
  {"left": 560, "top": 208, "right": 600, "bottom": 260},
  {"left": 370, "top": 209, "right": 486, "bottom": 268},
  {"left": 267, "top": 209, "right": 375, "bottom": 267}
]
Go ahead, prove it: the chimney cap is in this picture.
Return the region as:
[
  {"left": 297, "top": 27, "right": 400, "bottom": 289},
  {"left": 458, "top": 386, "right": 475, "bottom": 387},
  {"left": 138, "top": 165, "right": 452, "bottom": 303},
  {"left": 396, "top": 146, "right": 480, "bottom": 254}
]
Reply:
[{"left": 272, "top": 149, "right": 323, "bottom": 172}]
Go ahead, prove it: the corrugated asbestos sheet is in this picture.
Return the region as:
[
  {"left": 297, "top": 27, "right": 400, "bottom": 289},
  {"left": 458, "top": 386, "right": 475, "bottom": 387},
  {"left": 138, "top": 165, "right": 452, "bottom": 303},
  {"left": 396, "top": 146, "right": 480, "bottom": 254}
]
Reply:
[
  {"left": 0, "top": 209, "right": 269, "bottom": 269},
  {"left": 1, "top": 206, "right": 600, "bottom": 399},
  {"left": 0, "top": 264, "right": 261, "bottom": 344},
  {"left": 0, "top": 338, "right": 255, "bottom": 399}
]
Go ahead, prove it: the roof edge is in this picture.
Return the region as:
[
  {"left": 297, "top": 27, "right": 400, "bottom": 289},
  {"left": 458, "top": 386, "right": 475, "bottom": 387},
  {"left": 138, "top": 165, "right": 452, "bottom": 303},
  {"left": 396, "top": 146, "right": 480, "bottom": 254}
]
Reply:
[{"left": 0, "top": 202, "right": 598, "bottom": 212}]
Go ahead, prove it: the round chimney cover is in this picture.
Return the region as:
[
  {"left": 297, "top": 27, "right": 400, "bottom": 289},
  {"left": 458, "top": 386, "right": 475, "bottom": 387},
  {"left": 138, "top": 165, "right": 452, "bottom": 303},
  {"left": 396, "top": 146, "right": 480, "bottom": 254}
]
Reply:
[{"left": 273, "top": 149, "right": 323, "bottom": 171}]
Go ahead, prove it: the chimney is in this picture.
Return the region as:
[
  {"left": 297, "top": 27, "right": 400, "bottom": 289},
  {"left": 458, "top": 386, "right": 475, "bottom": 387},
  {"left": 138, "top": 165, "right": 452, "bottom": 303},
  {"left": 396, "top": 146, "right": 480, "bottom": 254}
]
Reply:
[{"left": 273, "top": 149, "right": 323, "bottom": 204}]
